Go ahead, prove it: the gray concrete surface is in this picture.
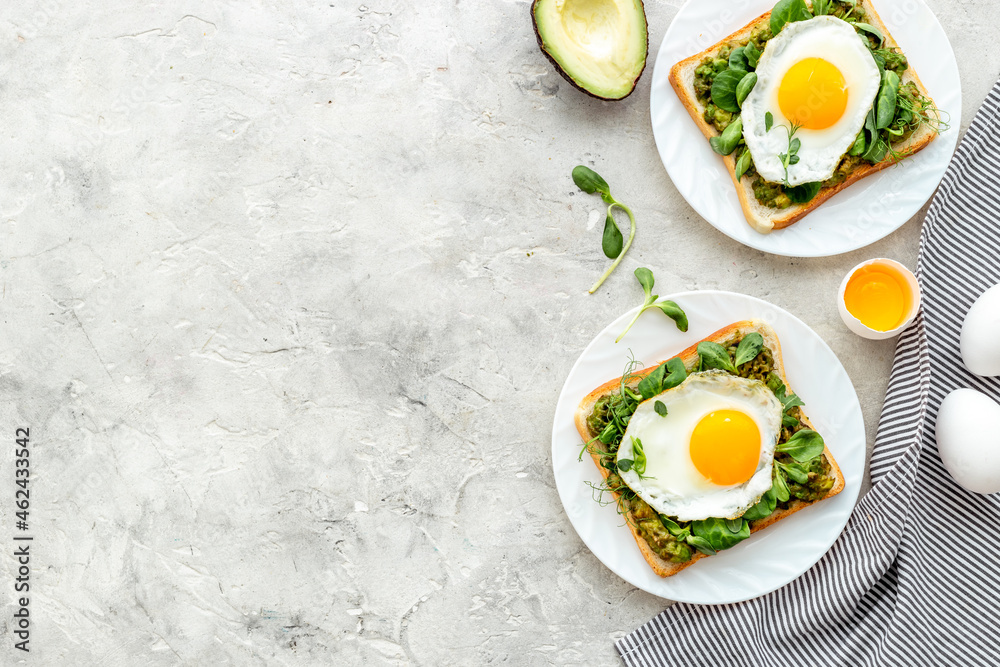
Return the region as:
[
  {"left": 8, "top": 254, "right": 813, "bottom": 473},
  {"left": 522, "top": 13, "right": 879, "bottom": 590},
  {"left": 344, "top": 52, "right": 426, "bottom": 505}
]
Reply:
[{"left": 0, "top": 0, "right": 994, "bottom": 664}]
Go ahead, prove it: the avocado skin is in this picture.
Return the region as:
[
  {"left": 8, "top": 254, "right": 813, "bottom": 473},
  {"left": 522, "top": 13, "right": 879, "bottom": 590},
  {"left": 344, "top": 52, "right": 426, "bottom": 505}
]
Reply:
[{"left": 530, "top": 0, "right": 649, "bottom": 101}]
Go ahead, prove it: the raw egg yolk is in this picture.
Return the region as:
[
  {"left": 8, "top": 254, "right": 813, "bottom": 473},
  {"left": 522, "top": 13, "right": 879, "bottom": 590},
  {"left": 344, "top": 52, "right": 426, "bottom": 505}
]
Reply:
[
  {"left": 778, "top": 58, "right": 848, "bottom": 130},
  {"left": 690, "top": 410, "right": 761, "bottom": 485},
  {"left": 844, "top": 265, "right": 911, "bottom": 332}
]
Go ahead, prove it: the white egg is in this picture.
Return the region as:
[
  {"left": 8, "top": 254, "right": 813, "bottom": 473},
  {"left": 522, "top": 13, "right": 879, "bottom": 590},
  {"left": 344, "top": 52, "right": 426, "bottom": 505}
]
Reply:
[
  {"left": 961, "top": 284, "right": 1000, "bottom": 377},
  {"left": 742, "top": 16, "right": 881, "bottom": 187},
  {"left": 617, "top": 371, "right": 783, "bottom": 521},
  {"left": 935, "top": 389, "right": 1000, "bottom": 494}
]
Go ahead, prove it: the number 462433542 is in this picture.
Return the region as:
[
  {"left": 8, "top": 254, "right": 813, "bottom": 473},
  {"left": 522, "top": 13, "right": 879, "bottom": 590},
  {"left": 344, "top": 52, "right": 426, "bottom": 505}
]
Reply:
[{"left": 15, "top": 428, "right": 29, "bottom": 526}]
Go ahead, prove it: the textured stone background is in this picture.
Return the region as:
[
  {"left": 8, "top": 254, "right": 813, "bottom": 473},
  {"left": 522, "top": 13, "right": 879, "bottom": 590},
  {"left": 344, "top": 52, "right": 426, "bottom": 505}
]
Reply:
[{"left": 0, "top": 0, "right": 994, "bottom": 665}]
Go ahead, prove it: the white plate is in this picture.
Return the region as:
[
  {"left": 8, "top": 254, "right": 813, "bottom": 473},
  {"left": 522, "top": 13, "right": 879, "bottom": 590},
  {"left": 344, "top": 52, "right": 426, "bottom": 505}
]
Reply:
[
  {"left": 649, "top": 0, "right": 962, "bottom": 257},
  {"left": 551, "top": 291, "right": 865, "bottom": 603}
]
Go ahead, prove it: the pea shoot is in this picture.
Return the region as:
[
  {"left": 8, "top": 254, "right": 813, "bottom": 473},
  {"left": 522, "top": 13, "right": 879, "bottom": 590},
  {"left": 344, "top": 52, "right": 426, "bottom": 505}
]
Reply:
[
  {"left": 764, "top": 112, "right": 803, "bottom": 186},
  {"left": 710, "top": 116, "right": 744, "bottom": 156},
  {"left": 616, "top": 268, "right": 688, "bottom": 343},
  {"left": 571, "top": 166, "right": 637, "bottom": 294}
]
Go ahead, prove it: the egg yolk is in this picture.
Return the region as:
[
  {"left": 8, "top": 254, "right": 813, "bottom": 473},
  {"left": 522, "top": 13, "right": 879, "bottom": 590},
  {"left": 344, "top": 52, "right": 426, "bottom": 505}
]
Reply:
[
  {"left": 844, "top": 265, "right": 911, "bottom": 332},
  {"left": 689, "top": 410, "right": 761, "bottom": 486},
  {"left": 778, "top": 58, "right": 848, "bottom": 130}
]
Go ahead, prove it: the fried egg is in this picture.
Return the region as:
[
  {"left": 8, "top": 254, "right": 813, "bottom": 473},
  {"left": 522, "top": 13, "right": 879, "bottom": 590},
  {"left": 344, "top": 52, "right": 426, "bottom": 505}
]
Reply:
[
  {"left": 617, "top": 371, "right": 782, "bottom": 521},
  {"left": 741, "top": 16, "right": 881, "bottom": 186}
]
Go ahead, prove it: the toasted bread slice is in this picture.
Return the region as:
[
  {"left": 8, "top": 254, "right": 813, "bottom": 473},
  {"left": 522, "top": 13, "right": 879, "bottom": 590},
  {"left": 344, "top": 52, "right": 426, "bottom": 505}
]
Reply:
[
  {"left": 573, "top": 320, "right": 845, "bottom": 577},
  {"left": 668, "top": 1, "right": 939, "bottom": 234}
]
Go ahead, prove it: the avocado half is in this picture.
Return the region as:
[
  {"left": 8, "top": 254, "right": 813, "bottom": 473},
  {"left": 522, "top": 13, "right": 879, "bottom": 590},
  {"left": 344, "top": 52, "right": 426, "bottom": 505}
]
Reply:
[{"left": 531, "top": 0, "right": 648, "bottom": 101}]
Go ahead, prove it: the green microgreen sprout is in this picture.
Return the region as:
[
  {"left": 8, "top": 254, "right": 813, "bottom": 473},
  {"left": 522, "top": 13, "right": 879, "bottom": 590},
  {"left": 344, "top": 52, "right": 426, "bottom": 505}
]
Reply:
[
  {"left": 578, "top": 353, "right": 644, "bottom": 461},
  {"left": 618, "top": 438, "right": 653, "bottom": 479},
  {"left": 582, "top": 475, "right": 640, "bottom": 530},
  {"left": 776, "top": 460, "right": 810, "bottom": 484},
  {"left": 696, "top": 341, "right": 737, "bottom": 374},
  {"left": 572, "top": 166, "right": 637, "bottom": 294},
  {"left": 742, "top": 485, "right": 777, "bottom": 521},
  {"left": 782, "top": 413, "right": 801, "bottom": 429},
  {"left": 885, "top": 94, "right": 951, "bottom": 163},
  {"left": 776, "top": 428, "right": 826, "bottom": 462},
  {"left": 763, "top": 111, "right": 803, "bottom": 186},
  {"left": 778, "top": 126, "right": 803, "bottom": 186},
  {"left": 631, "top": 437, "right": 647, "bottom": 476},
  {"left": 767, "top": 373, "right": 804, "bottom": 414},
  {"left": 841, "top": 0, "right": 858, "bottom": 21},
  {"left": 735, "top": 147, "right": 753, "bottom": 182},
  {"left": 772, "top": 467, "right": 791, "bottom": 502},
  {"left": 616, "top": 268, "right": 688, "bottom": 344},
  {"left": 733, "top": 332, "right": 764, "bottom": 367},
  {"left": 851, "top": 21, "right": 884, "bottom": 47}
]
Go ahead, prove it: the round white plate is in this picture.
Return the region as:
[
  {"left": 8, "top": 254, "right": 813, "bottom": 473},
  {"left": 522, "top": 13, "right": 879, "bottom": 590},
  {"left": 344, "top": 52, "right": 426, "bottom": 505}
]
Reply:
[
  {"left": 551, "top": 290, "right": 865, "bottom": 603},
  {"left": 649, "top": 0, "right": 962, "bottom": 257}
]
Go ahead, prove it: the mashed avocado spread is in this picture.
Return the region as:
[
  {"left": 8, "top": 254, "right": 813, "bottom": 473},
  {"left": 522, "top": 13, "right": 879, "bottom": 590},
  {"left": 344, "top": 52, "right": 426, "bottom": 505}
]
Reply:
[{"left": 585, "top": 333, "right": 834, "bottom": 561}]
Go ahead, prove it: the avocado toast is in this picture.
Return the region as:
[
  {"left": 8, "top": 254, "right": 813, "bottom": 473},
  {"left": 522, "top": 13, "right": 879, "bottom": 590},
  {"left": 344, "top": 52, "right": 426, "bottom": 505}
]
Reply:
[
  {"left": 669, "top": 0, "right": 942, "bottom": 234},
  {"left": 574, "top": 320, "right": 845, "bottom": 577}
]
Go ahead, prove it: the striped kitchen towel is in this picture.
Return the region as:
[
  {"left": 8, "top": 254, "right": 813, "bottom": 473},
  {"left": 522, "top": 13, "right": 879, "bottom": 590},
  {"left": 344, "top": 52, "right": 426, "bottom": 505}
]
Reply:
[{"left": 616, "top": 82, "right": 1000, "bottom": 666}]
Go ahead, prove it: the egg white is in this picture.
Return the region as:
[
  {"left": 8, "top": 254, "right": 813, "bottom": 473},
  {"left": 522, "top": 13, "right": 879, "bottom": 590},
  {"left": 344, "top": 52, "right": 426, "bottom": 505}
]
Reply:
[
  {"left": 617, "top": 371, "right": 783, "bottom": 521},
  {"left": 742, "top": 16, "right": 881, "bottom": 186}
]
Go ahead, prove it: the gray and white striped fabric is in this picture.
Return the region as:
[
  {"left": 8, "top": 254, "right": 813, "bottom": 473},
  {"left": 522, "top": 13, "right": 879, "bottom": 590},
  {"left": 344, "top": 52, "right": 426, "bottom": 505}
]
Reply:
[{"left": 617, "top": 81, "right": 1000, "bottom": 667}]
